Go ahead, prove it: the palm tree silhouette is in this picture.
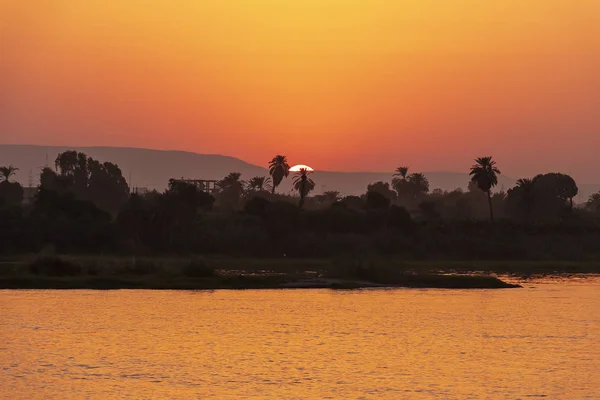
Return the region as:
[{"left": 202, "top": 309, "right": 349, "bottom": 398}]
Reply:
[
  {"left": 216, "top": 172, "right": 245, "bottom": 210},
  {"left": 516, "top": 178, "right": 533, "bottom": 189},
  {"left": 392, "top": 166, "right": 409, "bottom": 195},
  {"left": 293, "top": 167, "right": 315, "bottom": 209},
  {"left": 470, "top": 157, "right": 501, "bottom": 221},
  {"left": 219, "top": 172, "right": 244, "bottom": 188},
  {"left": 0, "top": 165, "right": 18, "bottom": 182},
  {"left": 268, "top": 155, "right": 290, "bottom": 194},
  {"left": 393, "top": 166, "right": 409, "bottom": 180},
  {"left": 407, "top": 172, "right": 430, "bottom": 197},
  {"left": 247, "top": 176, "right": 272, "bottom": 192}
]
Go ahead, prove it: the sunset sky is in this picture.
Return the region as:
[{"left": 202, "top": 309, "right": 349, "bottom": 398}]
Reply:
[{"left": 1, "top": 1, "right": 599, "bottom": 180}]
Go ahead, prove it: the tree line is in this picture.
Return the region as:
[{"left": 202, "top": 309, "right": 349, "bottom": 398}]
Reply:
[{"left": 1, "top": 151, "right": 600, "bottom": 258}]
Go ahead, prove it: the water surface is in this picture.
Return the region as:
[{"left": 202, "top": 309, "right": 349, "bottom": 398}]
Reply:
[{"left": 1, "top": 279, "right": 599, "bottom": 399}]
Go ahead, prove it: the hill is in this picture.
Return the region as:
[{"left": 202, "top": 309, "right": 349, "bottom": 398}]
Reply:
[{"left": 1, "top": 144, "right": 597, "bottom": 200}]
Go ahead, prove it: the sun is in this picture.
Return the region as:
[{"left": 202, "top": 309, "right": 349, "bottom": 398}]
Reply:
[{"left": 289, "top": 164, "right": 314, "bottom": 172}]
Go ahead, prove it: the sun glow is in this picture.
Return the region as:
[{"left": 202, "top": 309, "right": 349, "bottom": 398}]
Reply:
[{"left": 289, "top": 165, "right": 314, "bottom": 172}]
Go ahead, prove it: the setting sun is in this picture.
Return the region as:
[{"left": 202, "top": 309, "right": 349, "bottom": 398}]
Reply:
[{"left": 289, "top": 165, "right": 314, "bottom": 172}]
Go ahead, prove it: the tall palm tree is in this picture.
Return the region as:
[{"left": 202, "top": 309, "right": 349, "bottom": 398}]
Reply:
[
  {"left": 393, "top": 166, "right": 409, "bottom": 180},
  {"left": 0, "top": 165, "right": 18, "bottom": 182},
  {"left": 392, "top": 166, "right": 409, "bottom": 195},
  {"left": 247, "top": 176, "right": 272, "bottom": 192},
  {"left": 407, "top": 172, "right": 430, "bottom": 197},
  {"left": 469, "top": 157, "right": 501, "bottom": 221},
  {"left": 268, "top": 155, "right": 290, "bottom": 194},
  {"left": 293, "top": 167, "right": 315, "bottom": 209}
]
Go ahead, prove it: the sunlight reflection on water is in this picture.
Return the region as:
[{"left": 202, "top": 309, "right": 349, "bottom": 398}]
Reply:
[{"left": 1, "top": 279, "right": 599, "bottom": 399}]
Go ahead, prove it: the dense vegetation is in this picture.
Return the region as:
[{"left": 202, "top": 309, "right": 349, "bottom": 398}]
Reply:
[{"left": 2, "top": 151, "right": 600, "bottom": 262}]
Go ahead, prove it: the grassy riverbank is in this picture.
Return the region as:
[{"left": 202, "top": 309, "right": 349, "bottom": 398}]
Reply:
[
  {"left": 2, "top": 254, "right": 599, "bottom": 290},
  {"left": 16, "top": 254, "right": 600, "bottom": 289},
  {"left": 4, "top": 255, "right": 597, "bottom": 274},
  {"left": 4, "top": 254, "right": 598, "bottom": 290},
  {"left": 0, "top": 274, "right": 520, "bottom": 290}
]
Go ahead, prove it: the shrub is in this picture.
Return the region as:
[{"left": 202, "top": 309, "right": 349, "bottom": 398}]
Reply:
[
  {"left": 128, "top": 258, "right": 163, "bottom": 275},
  {"left": 29, "top": 256, "right": 82, "bottom": 277},
  {"left": 183, "top": 258, "right": 215, "bottom": 278}
]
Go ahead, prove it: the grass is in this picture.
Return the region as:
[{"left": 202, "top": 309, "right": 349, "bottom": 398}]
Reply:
[{"left": 2, "top": 254, "right": 598, "bottom": 290}]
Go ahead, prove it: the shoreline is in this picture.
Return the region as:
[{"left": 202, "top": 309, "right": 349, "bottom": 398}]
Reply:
[
  {"left": 4, "top": 255, "right": 600, "bottom": 290},
  {"left": 0, "top": 275, "right": 521, "bottom": 290}
]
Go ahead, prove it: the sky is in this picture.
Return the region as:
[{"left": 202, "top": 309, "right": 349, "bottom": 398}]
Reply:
[{"left": 1, "top": 1, "right": 599, "bottom": 180}]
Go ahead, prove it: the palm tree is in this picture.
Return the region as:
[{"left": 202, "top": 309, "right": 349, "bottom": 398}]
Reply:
[
  {"left": 516, "top": 178, "right": 533, "bottom": 189},
  {"left": 218, "top": 172, "right": 244, "bottom": 188},
  {"left": 293, "top": 167, "right": 315, "bottom": 209},
  {"left": 268, "top": 155, "right": 290, "bottom": 194},
  {"left": 0, "top": 165, "right": 18, "bottom": 182},
  {"left": 393, "top": 166, "right": 409, "bottom": 180},
  {"left": 469, "top": 157, "right": 501, "bottom": 221},
  {"left": 407, "top": 172, "right": 429, "bottom": 197},
  {"left": 216, "top": 172, "right": 245, "bottom": 210},
  {"left": 247, "top": 176, "right": 272, "bottom": 192},
  {"left": 392, "top": 166, "right": 409, "bottom": 196}
]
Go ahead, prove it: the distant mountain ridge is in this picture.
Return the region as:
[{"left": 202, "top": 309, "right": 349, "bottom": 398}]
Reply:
[{"left": 1, "top": 144, "right": 598, "bottom": 201}]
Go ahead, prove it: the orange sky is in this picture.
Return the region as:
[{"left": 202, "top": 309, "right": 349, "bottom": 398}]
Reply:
[{"left": 1, "top": 1, "right": 599, "bottom": 180}]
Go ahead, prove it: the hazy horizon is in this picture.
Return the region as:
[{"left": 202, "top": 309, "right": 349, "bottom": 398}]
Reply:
[{"left": 0, "top": 142, "right": 520, "bottom": 175}]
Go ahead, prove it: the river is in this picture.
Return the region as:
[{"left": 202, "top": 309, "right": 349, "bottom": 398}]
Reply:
[{"left": 1, "top": 278, "right": 599, "bottom": 399}]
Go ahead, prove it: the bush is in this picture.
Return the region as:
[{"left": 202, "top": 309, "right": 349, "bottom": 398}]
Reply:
[
  {"left": 327, "top": 258, "right": 410, "bottom": 283},
  {"left": 328, "top": 258, "right": 370, "bottom": 280},
  {"left": 128, "top": 258, "right": 163, "bottom": 275},
  {"left": 29, "top": 256, "right": 82, "bottom": 277},
  {"left": 366, "top": 191, "right": 391, "bottom": 210},
  {"left": 244, "top": 196, "right": 271, "bottom": 217},
  {"left": 183, "top": 258, "right": 215, "bottom": 278}
]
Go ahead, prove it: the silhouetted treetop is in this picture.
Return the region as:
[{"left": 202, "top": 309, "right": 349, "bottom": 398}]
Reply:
[
  {"left": 0, "top": 165, "right": 18, "bottom": 182},
  {"left": 247, "top": 176, "right": 272, "bottom": 193},
  {"left": 407, "top": 173, "right": 430, "bottom": 197},
  {"left": 587, "top": 192, "right": 600, "bottom": 213},
  {"left": 40, "top": 151, "right": 129, "bottom": 216},
  {"left": 0, "top": 165, "right": 23, "bottom": 204},
  {"left": 314, "top": 191, "right": 341, "bottom": 205},
  {"left": 216, "top": 172, "right": 245, "bottom": 210},
  {"left": 532, "top": 173, "right": 578, "bottom": 208},
  {"left": 470, "top": 156, "right": 501, "bottom": 221},
  {"left": 366, "top": 190, "right": 390, "bottom": 210},
  {"left": 367, "top": 181, "right": 397, "bottom": 202},
  {"left": 269, "top": 155, "right": 290, "bottom": 194},
  {"left": 293, "top": 167, "right": 315, "bottom": 209}
]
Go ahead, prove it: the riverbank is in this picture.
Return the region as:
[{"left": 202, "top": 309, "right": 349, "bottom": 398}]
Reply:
[
  {"left": 4, "top": 255, "right": 598, "bottom": 274},
  {"left": 0, "top": 274, "right": 519, "bottom": 290},
  {"left": 0, "top": 254, "right": 561, "bottom": 289}
]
